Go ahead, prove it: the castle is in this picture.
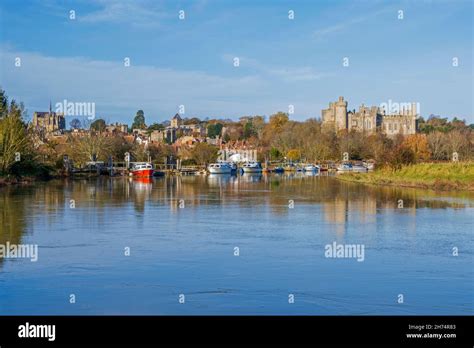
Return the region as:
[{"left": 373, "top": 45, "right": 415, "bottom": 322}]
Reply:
[
  {"left": 150, "top": 113, "right": 205, "bottom": 144},
  {"left": 32, "top": 103, "right": 65, "bottom": 134},
  {"left": 321, "top": 97, "right": 417, "bottom": 136}
]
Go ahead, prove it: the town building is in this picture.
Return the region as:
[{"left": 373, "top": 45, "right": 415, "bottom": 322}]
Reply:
[
  {"left": 32, "top": 103, "right": 65, "bottom": 134},
  {"left": 322, "top": 96, "right": 417, "bottom": 136},
  {"left": 151, "top": 114, "right": 206, "bottom": 144},
  {"left": 105, "top": 123, "right": 128, "bottom": 134}
]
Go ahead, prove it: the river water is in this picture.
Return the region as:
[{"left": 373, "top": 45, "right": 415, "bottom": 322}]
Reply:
[{"left": 0, "top": 173, "right": 472, "bottom": 314}]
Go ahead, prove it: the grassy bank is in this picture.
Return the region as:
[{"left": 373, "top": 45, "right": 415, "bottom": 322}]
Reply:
[{"left": 337, "top": 162, "right": 474, "bottom": 191}]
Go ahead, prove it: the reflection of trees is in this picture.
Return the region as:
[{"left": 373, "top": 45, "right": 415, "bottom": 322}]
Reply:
[
  {"left": 0, "top": 175, "right": 472, "bottom": 267},
  {"left": 0, "top": 186, "right": 29, "bottom": 267}
]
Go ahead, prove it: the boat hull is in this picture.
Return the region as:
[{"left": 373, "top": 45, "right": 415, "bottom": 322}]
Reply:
[
  {"left": 131, "top": 169, "right": 154, "bottom": 177},
  {"left": 208, "top": 168, "right": 232, "bottom": 174},
  {"left": 242, "top": 167, "right": 262, "bottom": 173}
]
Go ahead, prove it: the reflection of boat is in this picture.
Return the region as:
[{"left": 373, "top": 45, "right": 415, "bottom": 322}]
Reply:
[
  {"left": 337, "top": 163, "right": 353, "bottom": 172},
  {"left": 284, "top": 164, "right": 297, "bottom": 171},
  {"left": 208, "top": 163, "right": 232, "bottom": 174},
  {"left": 304, "top": 170, "right": 318, "bottom": 176},
  {"left": 133, "top": 176, "right": 153, "bottom": 184},
  {"left": 304, "top": 164, "right": 319, "bottom": 172},
  {"left": 207, "top": 173, "right": 234, "bottom": 184},
  {"left": 241, "top": 162, "right": 262, "bottom": 173},
  {"left": 131, "top": 163, "right": 154, "bottom": 177},
  {"left": 240, "top": 173, "right": 263, "bottom": 182}
]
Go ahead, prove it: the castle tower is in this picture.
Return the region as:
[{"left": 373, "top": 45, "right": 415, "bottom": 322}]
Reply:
[{"left": 335, "top": 96, "right": 348, "bottom": 131}]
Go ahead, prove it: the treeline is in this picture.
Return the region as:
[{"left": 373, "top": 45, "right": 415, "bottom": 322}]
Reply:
[
  {"left": 1, "top": 86, "right": 473, "bottom": 180},
  {"left": 0, "top": 90, "right": 52, "bottom": 178},
  {"left": 203, "top": 112, "right": 473, "bottom": 166}
]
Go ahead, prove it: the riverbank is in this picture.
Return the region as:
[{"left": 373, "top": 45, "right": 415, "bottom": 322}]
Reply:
[
  {"left": 0, "top": 176, "right": 42, "bottom": 187},
  {"left": 337, "top": 162, "right": 474, "bottom": 191}
]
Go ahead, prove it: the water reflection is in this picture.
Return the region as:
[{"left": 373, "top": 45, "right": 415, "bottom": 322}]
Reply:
[
  {"left": 1, "top": 175, "right": 472, "bottom": 260},
  {"left": 0, "top": 174, "right": 472, "bottom": 315}
]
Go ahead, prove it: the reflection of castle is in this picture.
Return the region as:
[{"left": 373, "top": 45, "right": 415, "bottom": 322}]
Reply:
[
  {"left": 322, "top": 96, "right": 417, "bottom": 136},
  {"left": 32, "top": 103, "right": 65, "bottom": 134}
]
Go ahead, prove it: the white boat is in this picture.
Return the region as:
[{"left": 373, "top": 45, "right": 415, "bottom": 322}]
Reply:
[
  {"left": 218, "top": 161, "right": 237, "bottom": 173},
  {"left": 304, "top": 164, "right": 319, "bottom": 172},
  {"left": 352, "top": 164, "right": 368, "bottom": 172},
  {"left": 363, "top": 162, "right": 375, "bottom": 170},
  {"left": 241, "top": 161, "right": 263, "bottom": 173},
  {"left": 208, "top": 163, "right": 232, "bottom": 174},
  {"left": 336, "top": 162, "right": 353, "bottom": 172}
]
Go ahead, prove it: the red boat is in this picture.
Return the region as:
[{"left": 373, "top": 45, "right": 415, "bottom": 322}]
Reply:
[{"left": 130, "top": 163, "right": 154, "bottom": 177}]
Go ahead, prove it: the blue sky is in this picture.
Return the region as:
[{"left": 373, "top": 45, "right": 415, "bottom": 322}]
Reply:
[{"left": 0, "top": 0, "right": 472, "bottom": 125}]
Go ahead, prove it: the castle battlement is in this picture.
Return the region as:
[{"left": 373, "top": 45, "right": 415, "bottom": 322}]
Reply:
[{"left": 322, "top": 97, "right": 417, "bottom": 136}]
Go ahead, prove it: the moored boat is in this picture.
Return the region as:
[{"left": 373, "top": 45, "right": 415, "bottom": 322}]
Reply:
[
  {"left": 131, "top": 162, "right": 154, "bottom": 177},
  {"left": 336, "top": 162, "right": 353, "bottom": 172},
  {"left": 241, "top": 161, "right": 263, "bottom": 173},
  {"left": 273, "top": 166, "right": 284, "bottom": 173},
  {"left": 304, "top": 164, "right": 319, "bottom": 172},
  {"left": 352, "top": 164, "right": 368, "bottom": 172},
  {"left": 208, "top": 163, "right": 232, "bottom": 174}
]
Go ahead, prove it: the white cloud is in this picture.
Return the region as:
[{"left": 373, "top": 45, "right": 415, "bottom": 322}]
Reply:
[
  {"left": 221, "top": 54, "right": 323, "bottom": 82},
  {"left": 313, "top": 7, "right": 393, "bottom": 41},
  {"left": 2, "top": 47, "right": 325, "bottom": 121},
  {"left": 78, "top": 0, "right": 169, "bottom": 26}
]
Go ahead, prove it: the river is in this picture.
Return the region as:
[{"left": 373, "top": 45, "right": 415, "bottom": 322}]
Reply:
[{"left": 0, "top": 173, "right": 472, "bottom": 314}]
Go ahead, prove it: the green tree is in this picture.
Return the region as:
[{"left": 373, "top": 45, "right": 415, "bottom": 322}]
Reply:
[
  {"left": 207, "top": 123, "right": 223, "bottom": 138},
  {"left": 269, "top": 147, "right": 282, "bottom": 160},
  {"left": 132, "top": 110, "right": 146, "bottom": 130},
  {"left": 243, "top": 121, "right": 256, "bottom": 139},
  {"left": 0, "top": 99, "right": 29, "bottom": 174},
  {"left": 191, "top": 143, "right": 218, "bottom": 165},
  {"left": 90, "top": 119, "right": 106, "bottom": 132},
  {"left": 0, "top": 89, "right": 8, "bottom": 118}
]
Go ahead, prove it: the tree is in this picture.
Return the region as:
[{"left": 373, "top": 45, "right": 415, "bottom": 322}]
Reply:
[
  {"left": 191, "top": 143, "right": 218, "bottom": 165},
  {"left": 132, "top": 110, "right": 146, "bottom": 130},
  {"left": 427, "top": 131, "right": 447, "bottom": 160},
  {"left": 389, "top": 145, "right": 416, "bottom": 169},
  {"left": 67, "top": 133, "right": 112, "bottom": 165},
  {"left": 207, "top": 123, "right": 223, "bottom": 138},
  {"left": 183, "top": 117, "right": 201, "bottom": 125},
  {"left": 90, "top": 119, "right": 106, "bottom": 132},
  {"left": 286, "top": 149, "right": 301, "bottom": 162},
  {"left": 0, "top": 99, "right": 29, "bottom": 174},
  {"left": 147, "top": 123, "right": 164, "bottom": 132},
  {"left": 269, "top": 147, "right": 282, "bottom": 160},
  {"left": 402, "top": 134, "right": 431, "bottom": 162},
  {"left": 0, "top": 89, "right": 8, "bottom": 119},
  {"left": 268, "top": 112, "right": 289, "bottom": 133},
  {"left": 445, "top": 129, "right": 469, "bottom": 160},
  {"left": 243, "top": 121, "right": 256, "bottom": 139},
  {"left": 70, "top": 118, "right": 82, "bottom": 129}
]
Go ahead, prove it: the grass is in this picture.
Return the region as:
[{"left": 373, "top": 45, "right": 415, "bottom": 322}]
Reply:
[{"left": 337, "top": 162, "right": 474, "bottom": 191}]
